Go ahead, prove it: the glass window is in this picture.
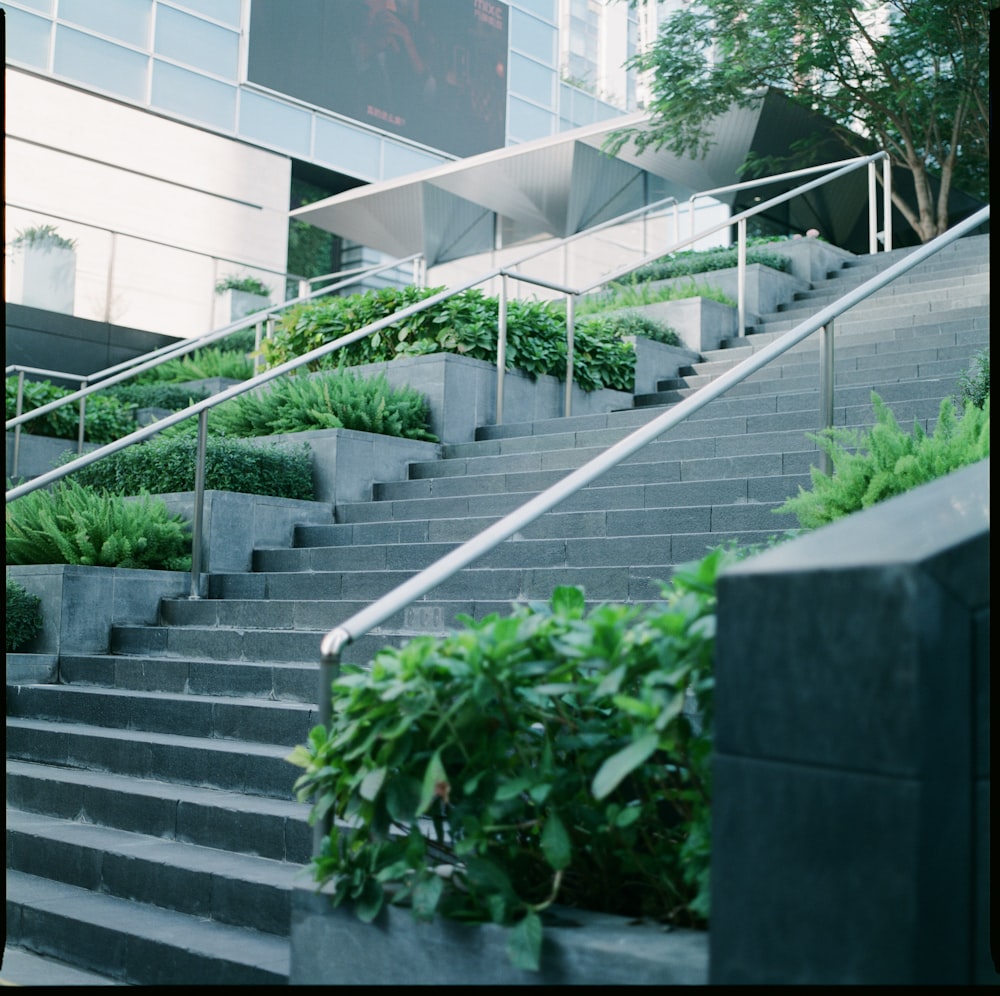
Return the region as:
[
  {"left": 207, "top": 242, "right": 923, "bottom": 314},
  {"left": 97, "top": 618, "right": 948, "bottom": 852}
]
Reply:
[
  {"left": 509, "top": 10, "right": 556, "bottom": 64},
  {"left": 382, "top": 141, "right": 447, "bottom": 180},
  {"left": 154, "top": 4, "right": 239, "bottom": 79},
  {"left": 239, "top": 90, "right": 312, "bottom": 155},
  {"left": 314, "top": 117, "right": 381, "bottom": 181},
  {"left": 3, "top": 7, "right": 52, "bottom": 69},
  {"left": 151, "top": 60, "right": 237, "bottom": 131},
  {"left": 508, "top": 53, "right": 555, "bottom": 109},
  {"left": 164, "top": 0, "right": 242, "bottom": 27},
  {"left": 507, "top": 96, "right": 555, "bottom": 142},
  {"left": 58, "top": 0, "right": 151, "bottom": 48},
  {"left": 54, "top": 26, "right": 149, "bottom": 102},
  {"left": 512, "top": 0, "right": 555, "bottom": 21},
  {"left": 7, "top": 0, "right": 53, "bottom": 14}
]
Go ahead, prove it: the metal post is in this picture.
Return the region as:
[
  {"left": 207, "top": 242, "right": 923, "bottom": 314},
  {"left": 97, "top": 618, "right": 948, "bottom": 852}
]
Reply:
[
  {"left": 253, "top": 320, "right": 263, "bottom": 377},
  {"left": 189, "top": 410, "right": 209, "bottom": 599},
  {"left": 868, "top": 161, "right": 878, "bottom": 254},
  {"left": 882, "top": 157, "right": 893, "bottom": 252},
  {"left": 818, "top": 320, "right": 835, "bottom": 476},
  {"left": 314, "top": 635, "right": 346, "bottom": 855},
  {"left": 496, "top": 274, "right": 508, "bottom": 425},
  {"left": 77, "top": 380, "right": 88, "bottom": 455},
  {"left": 12, "top": 370, "right": 25, "bottom": 479},
  {"left": 564, "top": 293, "right": 575, "bottom": 418},
  {"left": 104, "top": 232, "right": 117, "bottom": 324},
  {"left": 737, "top": 217, "right": 747, "bottom": 336}
]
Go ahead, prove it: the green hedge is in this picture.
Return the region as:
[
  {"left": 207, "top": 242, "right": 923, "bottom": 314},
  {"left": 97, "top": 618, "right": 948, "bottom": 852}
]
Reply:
[
  {"left": 6, "top": 578, "right": 43, "bottom": 651},
  {"left": 6, "top": 376, "right": 137, "bottom": 444},
  {"left": 624, "top": 245, "right": 792, "bottom": 283}
]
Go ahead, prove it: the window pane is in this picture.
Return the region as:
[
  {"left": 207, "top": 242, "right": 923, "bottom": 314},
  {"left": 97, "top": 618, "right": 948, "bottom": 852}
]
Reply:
[
  {"left": 314, "top": 117, "right": 380, "bottom": 181},
  {"left": 509, "top": 53, "right": 555, "bottom": 108},
  {"left": 151, "top": 60, "right": 237, "bottom": 131},
  {"left": 155, "top": 4, "right": 239, "bottom": 78},
  {"left": 3, "top": 7, "right": 52, "bottom": 69},
  {"left": 166, "top": 0, "right": 242, "bottom": 27},
  {"left": 239, "top": 90, "right": 311, "bottom": 155},
  {"left": 512, "top": 0, "right": 555, "bottom": 22},
  {"left": 507, "top": 96, "right": 554, "bottom": 142},
  {"left": 510, "top": 10, "right": 556, "bottom": 63},
  {"left": 54, "top": 26, "right": 149, "bottom": 102},
  {"left": 59, "top": 0, "right": 151, "bottom": 48},
  {"left": 382, "top": 141, "right": 447, "bottom": 180}
]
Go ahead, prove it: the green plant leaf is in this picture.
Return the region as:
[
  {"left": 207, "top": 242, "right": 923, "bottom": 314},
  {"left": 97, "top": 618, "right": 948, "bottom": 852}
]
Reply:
[
  {"left": 540, "top": 811, "right": 572, "bottom": 871},
  {"left": 506, "top": 911, "right": 543, "bottom": 972},
  {"left": 591, "top": 731, "right": 659, "bottom": 800},
  {"left": 418, "top": 749, "right": 448, "bottom": 816}
]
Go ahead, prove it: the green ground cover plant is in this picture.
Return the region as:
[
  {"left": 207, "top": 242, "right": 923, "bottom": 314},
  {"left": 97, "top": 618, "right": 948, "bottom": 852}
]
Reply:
[
  {"left": 777, "top": 390, "right": 990, "bottom": 529},
  {"left": 573, "top": 280, "right": 735, "bottom": 318},
  {"left": 622, "top": 242, "right": 793, "bottom": 284},
  {"left": 105, "top": 383, "right": 210, "bottom": 413},
  {"left": 6, "top": 578, "right": 43, "bottom": 651},
  {"left": 6, "top": 479, "right": 192, "bottom": 571},
  {"left": 958, "top": 347, "right": 989, "bottom": 412},
  {"left": 6, "top": 377, "right": 137, "bottom": 445},
  {"left": 208, "top": 370, "right": 438, "bottom": 442},
  {"left": 134, "top": 344, "right": 255, "bottom": 384},
  {"left": 290, "top": 545, "right": 742, "bottom": 972},
  {"left": 258, "top": 286, "right": 657, "bottom": 393},
  {"left": 67, "top": 434, "right": 315, "bottom": 501}
]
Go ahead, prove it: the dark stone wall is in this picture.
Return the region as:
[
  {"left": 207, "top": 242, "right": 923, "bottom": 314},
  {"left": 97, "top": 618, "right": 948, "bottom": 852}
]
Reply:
[
  {"left": 5, "top": 305, "right": 180, "bottom": 387},
  {"left": 710, "top": 459, "right": 994, "bottom": 984}
]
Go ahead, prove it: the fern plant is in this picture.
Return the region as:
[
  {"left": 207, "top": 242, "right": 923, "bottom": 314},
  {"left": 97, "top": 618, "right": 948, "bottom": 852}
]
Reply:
[
  {"left": 6, "top": 578, "right": 43, "bottom": 651},
  {"left": 6, "top": 479, "right": 192, "bottom": 570},
  {"left": 209, "top": 370, "right": 438, "bottom": 441},
  {"left": 777, "top": 392, "right": 991, "bottom": 529}
]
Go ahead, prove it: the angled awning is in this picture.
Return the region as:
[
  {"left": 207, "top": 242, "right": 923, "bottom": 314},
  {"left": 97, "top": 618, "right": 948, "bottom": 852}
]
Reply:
[{"left": 292, "top": 104, "right": 766, "bottom": 266}]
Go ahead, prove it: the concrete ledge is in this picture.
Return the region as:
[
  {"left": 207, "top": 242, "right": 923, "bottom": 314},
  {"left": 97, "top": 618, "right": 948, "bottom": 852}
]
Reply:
[
  {"left": 153, "top": 491, "right": 334, "bottom": 572},
  {"left": 5, "top": 565, "right": 189, "bottom": 656},
  {"left": 615, "top": 298, "right": 739, "bottom": 353},
  {"left": 631, "top": 337, "right": 702, "bottom": 394},
  {"left": 762, "top": 237, "right": 856, "bottom": 284},
  {"left": 5, "top": 652, "right": 59, "bottom": 684},
  {"left": 290, "top": 886, "right": 708, "bottom": 985},
  {"left": 6, "top": 432, "right": 97, "bottom": 482}
]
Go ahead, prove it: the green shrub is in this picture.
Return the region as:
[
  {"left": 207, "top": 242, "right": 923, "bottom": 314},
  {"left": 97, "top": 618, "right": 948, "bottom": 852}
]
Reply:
[
  {"left": 6, "top": 377, "right": 137, "bottom": 444},
  {"left": 135, "top": 345, "right": 254, "bottom": 385},
  {"left": 67, "top": 434, "right": 315, "bottom": 501},
  {"left": 215, "top": 274, "right": 271, "bottom": 297},
  {"left": 6, "top": 480, "right": 192, "bottom": 571},
  {"left": 958, "top": 348, "right": 989, "bottom": 411},
  {"left": 105, "top": 383, "right": 209, "bottom": 412},
  {"left": 776, "top": 392, "right": 991, "bottom": 529},
  {"left": 6, "top": 578, "right": 43, "bottom": 651},
  {"left": 574, "top": 279, "right": 735, "bottom": 316},
  {"left": 290, "top": 545, "right": 742, "bottom": 971},
  {"left": 624, "top": 245, "right": 792, "bottom": 283},
  {"left": 209, "top": 370, "right": 438, "bottom": 442},
  {"left": 259, "top": 287, "right": 638, "bottom": 393},
  {"left": 588, "top": 310, "right": 682, "bottom": 348}
]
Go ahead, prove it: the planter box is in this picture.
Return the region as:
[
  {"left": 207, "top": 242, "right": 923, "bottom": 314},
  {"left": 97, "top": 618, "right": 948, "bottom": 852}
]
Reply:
[
  {"left": 247, "top": 428, "right": 441, "bottom": 505},
  {"left": 341, "top": 353, "right": 634, "bottom": 444},
  {"left": 152, "top": 491, "right": 334, "bottom": 573},
  {"left": 5, "top": 652, "right": 59, "bottom": 684},
  {"left": 645, "top": 263, "right": 809, "bottom": 325},
  {"left": 6, "top": 432, "right": 97, "bottom": 483},
  {"left": 7, "top": 244, "right": 77, "bottom": 313},
  {"left": 611, "top": 298, "right": 739, "bottom": 354},
  {"left": 5, "top": 564, "right": 189, "bottom": 657},
  {"left": 762, "top": 237, "right": 856, "bottom": 284},
  {"left": 216, "top": 288, "right": 271, "bottom": 326},
  {"left": 631, "top": 337, "right": 702, "bottom": 394},
  {"left": 290, "top": 886, "right": 709, "bottom": 986}
]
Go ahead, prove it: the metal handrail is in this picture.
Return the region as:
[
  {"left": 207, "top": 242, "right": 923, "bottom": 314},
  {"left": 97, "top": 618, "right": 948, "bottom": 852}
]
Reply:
[
  {"left": 315, "top": 205, "right": 988, "bottom": 758},
  {"left": 6, "top": 154, "right": 907, "bottom": 602}
]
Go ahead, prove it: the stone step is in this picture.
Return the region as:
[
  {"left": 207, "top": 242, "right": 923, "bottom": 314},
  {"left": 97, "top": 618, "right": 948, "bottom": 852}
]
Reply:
[
  {"left": 5, "top": 758, "right": 311, "bottom": 863},
  {"left": 5, "top": 683, "right": 317, "bottom": 746},
  {"left": 6, "top": 718, "right": 300, "bottom": 799},
  {"left": 6, "top": 808, "right": 303, "bottom": 937},
  {"left": 5, "top": 869, "right": 290, "bottom": 985}
]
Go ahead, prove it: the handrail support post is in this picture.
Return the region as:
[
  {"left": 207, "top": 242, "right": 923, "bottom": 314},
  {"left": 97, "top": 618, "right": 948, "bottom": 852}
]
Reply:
[
  {"left": 737, "top": 217, "right": 747, "bottom": 336},
  {"left": 819, "top": 320, "right": 835, "bottom": 476},
  {"left": 564, "top": 293, "right": 575, "bottom": 417},
  {"left": 12, "top": 370, "right": 25, "bottom": 480},
  {"left": 189, "top": 410, "right": 209, "bottom": 599},
  {"left": 77, "top": 380, "right": 88, "bottom": 456},
  {"left": 496, "top": 274, "right": 508, "bottom": 425}
]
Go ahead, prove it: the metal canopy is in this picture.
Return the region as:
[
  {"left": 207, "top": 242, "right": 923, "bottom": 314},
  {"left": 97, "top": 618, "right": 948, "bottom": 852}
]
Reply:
[{"left": 292, "top": 104, "right": 766, "bottom": 266}]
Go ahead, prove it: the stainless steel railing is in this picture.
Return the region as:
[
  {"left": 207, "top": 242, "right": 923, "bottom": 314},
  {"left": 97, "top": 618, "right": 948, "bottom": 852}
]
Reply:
[{"left": 6, "top": 153, "right": 904, "bottom": 605}]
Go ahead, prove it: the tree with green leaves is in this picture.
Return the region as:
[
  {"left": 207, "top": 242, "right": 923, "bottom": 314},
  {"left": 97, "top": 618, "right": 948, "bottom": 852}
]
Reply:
[{"left": 609, "top": 0, "right": 992, "bottom": 243}]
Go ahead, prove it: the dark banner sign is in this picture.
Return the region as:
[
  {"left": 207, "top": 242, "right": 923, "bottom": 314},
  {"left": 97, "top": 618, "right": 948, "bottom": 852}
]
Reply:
[{"left": 248, "top": 0, "right": 509, "bottom": 158}]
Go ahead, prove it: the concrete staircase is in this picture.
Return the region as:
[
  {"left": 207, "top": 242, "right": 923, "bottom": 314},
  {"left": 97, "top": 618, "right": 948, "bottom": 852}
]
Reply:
[{"left": 4, "top": 234, "right": 989, "bottom": 985}]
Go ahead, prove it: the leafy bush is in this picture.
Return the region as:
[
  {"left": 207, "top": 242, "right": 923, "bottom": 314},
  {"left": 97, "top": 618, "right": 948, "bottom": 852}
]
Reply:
[
  {"left": 6, "top": 480, "right": 192, "bottom": 570},
  {"left": 259, "top": 287, "right": 640, "bottom": 393},
  {"left": 6, "top": 578, "right": 43, "bottom": 651},
  {"left": 958, "top": 347, "right": 989, "bottom": 411},
  {"left": 290, "top": 546, "right": 741, "bottom": 971},
  {"left": 574, "top": 279, "right": 735, "bottom": 317},
  {"left": 209, "top": 370, "right": 438, "bottom": 442},
  {"left": 624, "top": 245, "right": 792, "bottom": 283},
  {"left": 12, "top": 223, "right": 76, "bottom": 251},
  {"left": 68, "top": 434, "right": 315, "bottom": 501},
  {"left": 215, "top": 274, "right": 271, "bottom": 297},
  {"left": 5, "top": 377, "right": 137, "bottom": 445},
  {"left": 135, "top": 345, "right": 254, "bottom": 385},
  {"left": 105, "top": 383, "right": 209, "bottom": 412},
  {"left": 776, "top": 392, "right": 990, "bottom": 529}
]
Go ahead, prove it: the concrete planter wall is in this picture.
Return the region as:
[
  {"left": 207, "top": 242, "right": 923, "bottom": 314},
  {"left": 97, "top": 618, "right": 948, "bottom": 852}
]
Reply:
[
  {"left": 152, "top": 490, "right": 333, "bottom": 573},
  {"left": 612, "top": 297, "right": 739, "bottom": 354},
  {"left": 215, "top": 288, "right": 271, "bottom": 325},
  {"left": 762, "top": 237, "right": 856, "bottom": 284},
  {"left": 7, "top": 244, "right": 77, "bottom": 313},
  {"left": 6, "top": 432, "right": 97, "bottom": 482},
  {"left": 630, "top": 337, "right": 702, "bottom": 394},
  {"left": 5, "top": 564, "right": 189, "bottom": 658},
  {"left": 290, "top": 886, "right": 708, "bottom": 986}
]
